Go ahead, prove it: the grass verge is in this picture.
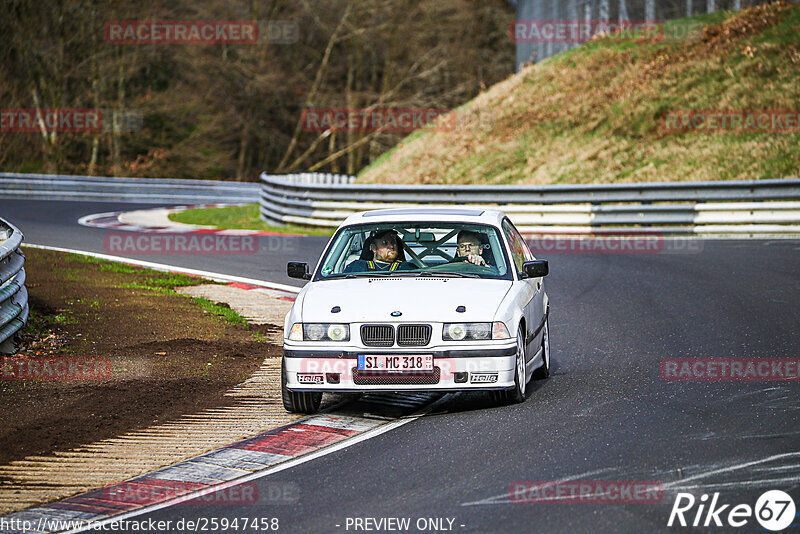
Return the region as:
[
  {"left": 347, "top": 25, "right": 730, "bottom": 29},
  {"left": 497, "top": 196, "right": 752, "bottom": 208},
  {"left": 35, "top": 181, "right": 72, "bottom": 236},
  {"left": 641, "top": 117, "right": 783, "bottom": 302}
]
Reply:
[
  {"left": 1, "top": 247, "right": 278, "bottom": 466},
  {"left": 358, "top": 3, "right": 800, "bottom": 185},
  {"left": 168, "top": 203, "right": 334, "bottom": 236}
]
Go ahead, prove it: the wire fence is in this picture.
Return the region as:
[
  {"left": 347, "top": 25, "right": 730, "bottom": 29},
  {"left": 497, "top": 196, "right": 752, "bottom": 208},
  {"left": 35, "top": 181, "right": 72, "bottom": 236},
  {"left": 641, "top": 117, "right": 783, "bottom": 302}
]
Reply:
[{"left": 513, "top": 0, "right": 770, "bottom": 70}]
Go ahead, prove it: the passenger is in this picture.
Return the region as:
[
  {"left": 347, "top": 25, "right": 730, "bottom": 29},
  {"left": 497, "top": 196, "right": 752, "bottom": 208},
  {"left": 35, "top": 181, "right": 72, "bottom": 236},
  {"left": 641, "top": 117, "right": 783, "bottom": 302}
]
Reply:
[
  {"left": 456, "top": 230, "right": 490, "bottom": 267},
  {"left": 343, "top": 229, "right": 415, "bottom": 272}
]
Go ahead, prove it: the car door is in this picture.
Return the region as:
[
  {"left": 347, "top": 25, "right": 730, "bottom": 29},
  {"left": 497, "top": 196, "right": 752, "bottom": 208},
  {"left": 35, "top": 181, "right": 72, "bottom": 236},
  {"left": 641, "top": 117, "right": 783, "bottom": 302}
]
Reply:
[{"left": 502, "top": 218, "right": 544, "bottom": 362}]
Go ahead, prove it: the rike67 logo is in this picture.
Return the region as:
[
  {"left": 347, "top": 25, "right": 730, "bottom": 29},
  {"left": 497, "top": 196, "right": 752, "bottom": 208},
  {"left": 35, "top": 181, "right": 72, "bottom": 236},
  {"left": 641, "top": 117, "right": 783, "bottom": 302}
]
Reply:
[{"left": 668, "top": 490, "right": 796, "bottom": 531}]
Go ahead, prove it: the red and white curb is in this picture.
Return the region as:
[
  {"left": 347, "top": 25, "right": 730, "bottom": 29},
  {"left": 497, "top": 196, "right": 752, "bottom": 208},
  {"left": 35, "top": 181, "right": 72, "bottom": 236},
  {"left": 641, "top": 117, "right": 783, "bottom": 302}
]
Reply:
[
  {"left": 78, "top": 205, "right": 301, "bottom": 236},
  {"left": 0, "top": 393, "right": 444, "bottom": 534}
]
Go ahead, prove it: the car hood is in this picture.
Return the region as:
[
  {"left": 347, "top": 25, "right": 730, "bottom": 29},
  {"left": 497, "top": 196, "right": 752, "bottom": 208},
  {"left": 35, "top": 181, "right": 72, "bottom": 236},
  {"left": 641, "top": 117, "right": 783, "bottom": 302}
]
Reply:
[{"left": 301, "top": 277, "right": 512, "bottom": 323}]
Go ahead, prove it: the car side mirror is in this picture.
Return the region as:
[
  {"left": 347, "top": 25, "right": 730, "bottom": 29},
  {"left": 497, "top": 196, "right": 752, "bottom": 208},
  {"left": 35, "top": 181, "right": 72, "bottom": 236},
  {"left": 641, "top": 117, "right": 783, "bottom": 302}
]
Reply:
[
  {"left": 521, "top": 260, "right": 548, "bottom": 279},
  {"left": 287, "top": 261, "right": 311, "bottom": 280}
]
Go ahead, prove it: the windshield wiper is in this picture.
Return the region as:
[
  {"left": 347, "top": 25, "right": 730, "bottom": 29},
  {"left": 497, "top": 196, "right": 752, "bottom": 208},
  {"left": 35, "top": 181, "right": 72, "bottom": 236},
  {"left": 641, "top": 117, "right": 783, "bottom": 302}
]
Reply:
[
  {"left": 416, "top": 271, "right": 480, "bottom": 279},
  {"left": 343, "top": 272, "right": 397, "bottom": 278}
]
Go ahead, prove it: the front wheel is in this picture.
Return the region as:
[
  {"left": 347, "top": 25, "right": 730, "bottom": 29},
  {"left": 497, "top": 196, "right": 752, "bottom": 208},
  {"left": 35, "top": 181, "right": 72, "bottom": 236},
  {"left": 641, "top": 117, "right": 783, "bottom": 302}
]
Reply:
[
  {"left": 281, "top": 359, "right": 322, "bottom": 414},
  {"left": 491, "top": 326, "right": 527, "bottom": 405},
  {"left": 531, "top": 316, "right": 550, "bottom": 380}
]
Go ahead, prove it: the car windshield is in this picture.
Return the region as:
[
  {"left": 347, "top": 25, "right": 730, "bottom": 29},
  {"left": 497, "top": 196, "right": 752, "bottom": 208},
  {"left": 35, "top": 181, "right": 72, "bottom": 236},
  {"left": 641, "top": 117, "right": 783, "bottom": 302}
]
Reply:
[{"left": 315, "top": 222, "right": 511, "bottom": 281}]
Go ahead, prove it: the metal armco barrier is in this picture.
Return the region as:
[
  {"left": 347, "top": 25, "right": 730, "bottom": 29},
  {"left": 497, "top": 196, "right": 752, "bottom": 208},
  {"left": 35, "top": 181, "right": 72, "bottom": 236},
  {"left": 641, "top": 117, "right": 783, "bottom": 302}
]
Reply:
[
  {"left": 0, "top": 218, "right": 27, "bottom": 354},
  {"left": 259, "top": 173, "right": 800, "bottom": 235},
  {"left": 0, "top": 173, "right": 259, "bottom": 204}
]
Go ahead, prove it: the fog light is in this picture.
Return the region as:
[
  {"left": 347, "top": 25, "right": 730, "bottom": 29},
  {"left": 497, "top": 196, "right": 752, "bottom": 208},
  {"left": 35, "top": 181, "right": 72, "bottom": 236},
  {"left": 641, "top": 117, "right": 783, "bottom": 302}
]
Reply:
[{"left": 326, "top": 373, "right": 340, "bottom": 384}]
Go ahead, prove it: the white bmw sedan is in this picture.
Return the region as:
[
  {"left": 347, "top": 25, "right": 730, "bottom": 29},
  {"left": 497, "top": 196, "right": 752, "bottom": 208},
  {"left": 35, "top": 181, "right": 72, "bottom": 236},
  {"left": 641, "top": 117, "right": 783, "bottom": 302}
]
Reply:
[{"left": 282, "top": 208, "right": 550, "bottom": 413}]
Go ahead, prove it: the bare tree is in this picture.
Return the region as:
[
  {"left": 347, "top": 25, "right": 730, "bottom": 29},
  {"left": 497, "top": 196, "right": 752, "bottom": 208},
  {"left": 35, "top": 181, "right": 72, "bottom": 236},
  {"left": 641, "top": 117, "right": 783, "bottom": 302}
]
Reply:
[
  {"left": 0, "top": 0, "right": 517, "bottom": 178},
  {"left": 619, "top": 0, "right": 630, "bottom": 22},
  {"left": 276, "top": 2, "right": 352, "bottom": 173}
]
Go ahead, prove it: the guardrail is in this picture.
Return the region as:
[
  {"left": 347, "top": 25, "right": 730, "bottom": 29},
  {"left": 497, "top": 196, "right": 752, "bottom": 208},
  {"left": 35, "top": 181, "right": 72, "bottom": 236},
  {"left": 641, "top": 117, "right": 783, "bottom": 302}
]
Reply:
[
  {"left": 0, "top": 173, "right": 259, "bottom": 204},
  {"left": 0, "top": 218, "right": 27, "bottom": 354},
  {"left": 260, "top": 173, "right": 800, "bottom": 235}
]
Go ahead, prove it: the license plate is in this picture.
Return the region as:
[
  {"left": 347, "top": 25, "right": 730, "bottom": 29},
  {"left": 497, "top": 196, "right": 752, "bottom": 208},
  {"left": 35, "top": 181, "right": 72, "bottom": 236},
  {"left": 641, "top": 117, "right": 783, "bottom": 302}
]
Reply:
[{"left": 357, "top": 355, "right": 433, "bottom": 372}]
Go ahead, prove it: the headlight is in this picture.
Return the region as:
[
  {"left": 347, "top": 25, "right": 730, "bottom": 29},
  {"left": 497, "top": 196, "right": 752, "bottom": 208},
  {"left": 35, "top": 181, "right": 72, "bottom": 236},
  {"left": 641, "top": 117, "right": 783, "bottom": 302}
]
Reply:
[
  {"left": 305, "top": 323, "right": 326, "bottom": 340},
  {"left": 472, "top": 323, "right": 491, "bottom": 340},
  {"left": 327, "top": 324, "right": 348, "bottom": 341},
  {"left": 443, "top": 322, "right": 501, "bottom": 341},
  {"left": 299, "top": 323, "right": 350, "bottom": 342},
  {"left": 445, "top": 323, "right": 467, "bottom": 341}
]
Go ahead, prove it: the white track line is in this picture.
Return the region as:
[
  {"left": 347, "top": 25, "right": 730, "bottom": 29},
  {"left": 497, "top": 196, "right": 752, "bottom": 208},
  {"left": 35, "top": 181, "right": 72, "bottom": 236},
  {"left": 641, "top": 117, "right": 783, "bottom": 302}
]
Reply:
[
  {"left": 17, "top": 244, "right": 452, "bottom": 533},
  {"left": 461, "top": 453, "right": 800, "bottom": 507},
  {"left": 23, "top": 243, "right": 300, "bottom": 294}
]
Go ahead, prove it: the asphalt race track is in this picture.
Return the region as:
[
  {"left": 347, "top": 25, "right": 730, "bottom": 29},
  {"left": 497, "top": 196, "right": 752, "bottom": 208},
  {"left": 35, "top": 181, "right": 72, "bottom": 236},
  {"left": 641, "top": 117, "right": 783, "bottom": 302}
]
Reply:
[
  {"left": 0, "top": 199, "right": 328, "bottom": 288},
  {"left": 2, "top": 198, "right": 799, "bottom": 533}
]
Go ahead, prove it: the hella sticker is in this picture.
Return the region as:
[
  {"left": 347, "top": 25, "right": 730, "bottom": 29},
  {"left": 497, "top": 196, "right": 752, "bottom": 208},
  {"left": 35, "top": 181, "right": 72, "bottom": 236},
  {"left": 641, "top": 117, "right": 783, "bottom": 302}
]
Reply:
[
  {"left": 297, "top": 373, "right": 324, "bottom": 384},
  {"left": 471, "top": 373, "right": 498, "bottom": 384}
]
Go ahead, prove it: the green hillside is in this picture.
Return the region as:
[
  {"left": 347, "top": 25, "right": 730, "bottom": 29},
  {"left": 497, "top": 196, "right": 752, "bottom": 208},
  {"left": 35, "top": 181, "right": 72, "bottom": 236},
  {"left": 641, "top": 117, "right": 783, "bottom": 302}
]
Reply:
[{"left": 358, "top": 2, "right": 800, "bottom": 185}]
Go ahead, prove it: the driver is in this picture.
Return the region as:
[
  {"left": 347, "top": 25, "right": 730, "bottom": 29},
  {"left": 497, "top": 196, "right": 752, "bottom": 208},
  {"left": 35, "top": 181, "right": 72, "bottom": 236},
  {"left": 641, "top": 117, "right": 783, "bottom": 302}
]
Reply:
[
  {"left": 456, "top": 230, "right": 489, "bottom": 267},
  {"left": 344, "top": 229, "right": 415, "bottom": 272}
]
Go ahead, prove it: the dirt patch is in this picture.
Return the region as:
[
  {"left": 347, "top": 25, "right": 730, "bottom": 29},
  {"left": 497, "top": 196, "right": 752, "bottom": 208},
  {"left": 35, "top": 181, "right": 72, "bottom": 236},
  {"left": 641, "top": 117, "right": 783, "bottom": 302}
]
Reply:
[{"left": 0, "top": 248, "right": 278, "bottom": 466}]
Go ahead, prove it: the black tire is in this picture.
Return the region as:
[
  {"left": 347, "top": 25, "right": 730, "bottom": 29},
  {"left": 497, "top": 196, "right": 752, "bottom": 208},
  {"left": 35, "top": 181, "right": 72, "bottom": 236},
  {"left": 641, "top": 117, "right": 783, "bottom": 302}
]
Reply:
[
  {"left": 281, "top": 359, "right": 322, "bottom": 414},
  {"left": 531, "top": 316, "right": 550, "bottom": 380},
  {"left": 491, "top": 326, "right": 527, "bottom": 405}
]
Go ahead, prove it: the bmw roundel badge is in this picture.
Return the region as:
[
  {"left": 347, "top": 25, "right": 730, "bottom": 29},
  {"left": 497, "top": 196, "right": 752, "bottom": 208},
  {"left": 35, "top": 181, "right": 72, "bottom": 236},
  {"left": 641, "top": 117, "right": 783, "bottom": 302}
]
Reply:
[{"left": 390, "top": 311, "right": 402, "bottom": 317}]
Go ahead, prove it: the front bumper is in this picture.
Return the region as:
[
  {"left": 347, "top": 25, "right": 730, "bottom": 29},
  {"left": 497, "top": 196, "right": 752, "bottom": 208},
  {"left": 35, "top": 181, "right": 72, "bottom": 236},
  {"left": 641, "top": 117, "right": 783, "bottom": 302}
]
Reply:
[{"left": 283, "top": 343, "right": 517, "bottom": 392}]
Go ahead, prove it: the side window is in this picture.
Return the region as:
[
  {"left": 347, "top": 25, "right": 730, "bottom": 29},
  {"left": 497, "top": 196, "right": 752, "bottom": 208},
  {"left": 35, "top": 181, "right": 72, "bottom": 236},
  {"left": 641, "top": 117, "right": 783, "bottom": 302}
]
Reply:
[
  {"left": 502, "top": 219, "right": 527, "bottom": 273},
  {"left": 510, "top": 221, "right": 534, "bottom": 261}
]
